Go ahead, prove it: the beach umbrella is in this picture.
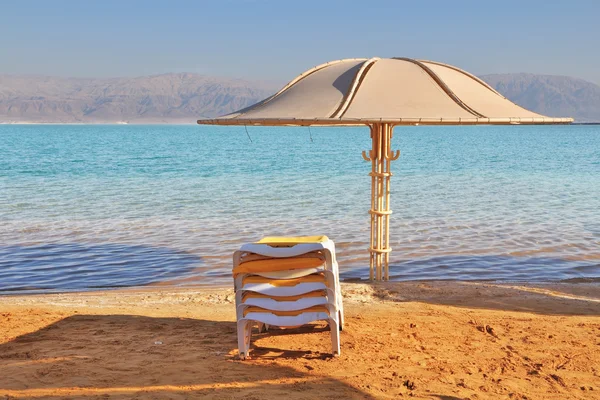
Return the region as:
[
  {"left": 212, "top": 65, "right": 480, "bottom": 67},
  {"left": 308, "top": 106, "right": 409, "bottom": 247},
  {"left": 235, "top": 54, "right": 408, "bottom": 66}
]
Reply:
[{"left": 197, "top": 57, "right": 572, "bottom": 281}]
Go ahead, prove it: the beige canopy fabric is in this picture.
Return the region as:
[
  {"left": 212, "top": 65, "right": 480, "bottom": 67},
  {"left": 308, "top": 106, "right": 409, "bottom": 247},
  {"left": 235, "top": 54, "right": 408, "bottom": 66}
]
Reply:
[{"left": 197, "top": 57, "right": 573, "bottom": 126}]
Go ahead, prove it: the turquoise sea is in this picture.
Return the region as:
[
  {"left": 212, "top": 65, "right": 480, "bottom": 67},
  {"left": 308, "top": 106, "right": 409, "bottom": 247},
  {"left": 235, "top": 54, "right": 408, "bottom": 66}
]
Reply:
[{"left": 0, "top": 124, "right": 599, "bottom": 293}]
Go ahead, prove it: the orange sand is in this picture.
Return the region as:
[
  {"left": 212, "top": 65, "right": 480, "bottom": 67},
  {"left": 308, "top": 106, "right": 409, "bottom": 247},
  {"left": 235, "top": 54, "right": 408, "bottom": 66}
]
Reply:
[{"left": 1, "top": 282, "right": 599, "bottom": 399}]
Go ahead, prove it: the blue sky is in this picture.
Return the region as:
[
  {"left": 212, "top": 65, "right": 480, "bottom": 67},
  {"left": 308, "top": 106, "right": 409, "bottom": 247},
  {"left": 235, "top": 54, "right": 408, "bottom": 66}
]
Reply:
[{"left": 1, "top": 0, "right": 599, "bottom": 84}]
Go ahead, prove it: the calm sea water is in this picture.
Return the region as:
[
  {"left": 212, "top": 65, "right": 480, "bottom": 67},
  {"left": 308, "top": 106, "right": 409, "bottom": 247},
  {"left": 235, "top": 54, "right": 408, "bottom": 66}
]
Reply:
[{"left": 0, "top": 124, "right": 599, "bottom": 293}]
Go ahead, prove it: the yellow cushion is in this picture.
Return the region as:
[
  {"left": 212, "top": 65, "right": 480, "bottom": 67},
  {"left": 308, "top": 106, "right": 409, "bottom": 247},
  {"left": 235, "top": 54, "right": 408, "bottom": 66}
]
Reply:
[
  {"left": 242, "top": 273, "right": 326, "bottom": 287},
  {"left": 256, "top": 236, "right": 329, "bottom": 246},
  {"left": 243, "top": 305, "right": 330, "bottom": 317},
  {"left": 239, "top": 251, "right": 324, "bottom": 264},
  {"left": 233, "top": 257, "right": 324, "bottom": 276}
]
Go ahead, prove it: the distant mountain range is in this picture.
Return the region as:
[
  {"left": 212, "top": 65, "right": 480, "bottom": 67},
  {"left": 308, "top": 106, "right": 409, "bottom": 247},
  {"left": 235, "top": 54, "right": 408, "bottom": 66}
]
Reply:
[
  {"left": 0, "top": 73, "right": 275, "bottom": 123},
  {"left": 481, "top": 73, "right": 600, "bottom": 123},
  {"left": 1, "top": 72, "right": 599, "bottom": 123}
]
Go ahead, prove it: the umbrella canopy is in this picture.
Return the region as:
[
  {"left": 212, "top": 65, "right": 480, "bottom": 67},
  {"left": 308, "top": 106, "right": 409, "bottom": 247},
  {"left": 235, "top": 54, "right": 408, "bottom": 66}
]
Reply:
[
  {"left": 197, "top": 57, "right": 573, "bottom": 280},
  {"left": 197, "top": 57, "right": 572, "bottom": 126}
]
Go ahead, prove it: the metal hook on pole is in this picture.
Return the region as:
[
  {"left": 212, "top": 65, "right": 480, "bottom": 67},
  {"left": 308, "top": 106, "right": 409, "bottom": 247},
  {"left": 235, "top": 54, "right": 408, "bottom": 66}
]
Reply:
[{"left": 384, "top": 149, "right": 400, "bottom": 160}]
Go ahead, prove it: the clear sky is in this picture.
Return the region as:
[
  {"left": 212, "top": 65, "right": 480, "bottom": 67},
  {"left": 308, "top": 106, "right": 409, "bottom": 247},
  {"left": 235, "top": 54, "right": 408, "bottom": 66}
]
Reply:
[{"left": 1, "top": 0, "right": 599, "bottom": 84}]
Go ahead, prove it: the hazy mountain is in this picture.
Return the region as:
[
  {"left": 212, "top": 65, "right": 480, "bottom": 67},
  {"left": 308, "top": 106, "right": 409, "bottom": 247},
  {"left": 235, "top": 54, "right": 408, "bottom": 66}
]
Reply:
[
  {"left": 481, "top": 73, "right": 600, "bottom": 123},
  {"left": 0, "top": 73, "right": 277, "bottom": 123},
  {"left": 0, "top": 72, "right": 598, "bottom": 123}
]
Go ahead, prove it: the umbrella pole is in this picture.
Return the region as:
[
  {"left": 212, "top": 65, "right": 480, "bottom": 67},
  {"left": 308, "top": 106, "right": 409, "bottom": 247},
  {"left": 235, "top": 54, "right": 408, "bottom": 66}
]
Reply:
[
  {"left": 365, "top": 123, "right": 399, "bottom": 280},
  {"left": 368, "top": 129, "right": 376, "bottom": 280},
  {"left": 384, "top": 124, "right": 392, "bottom": 280},
  {"left": 376, "top": 125, "right": 383, "bottom": 280}
]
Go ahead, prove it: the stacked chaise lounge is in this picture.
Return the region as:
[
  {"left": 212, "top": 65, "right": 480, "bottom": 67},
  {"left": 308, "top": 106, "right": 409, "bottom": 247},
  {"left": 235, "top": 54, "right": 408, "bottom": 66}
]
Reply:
[{"left": 233, "top": 236, "right": 344, "bottom": 359}]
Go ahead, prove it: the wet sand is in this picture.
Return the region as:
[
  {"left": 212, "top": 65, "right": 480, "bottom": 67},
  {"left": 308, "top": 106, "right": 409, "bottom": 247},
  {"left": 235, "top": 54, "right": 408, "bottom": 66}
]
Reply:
[{"left": 1, "top": 281, "right": 599, "bottom": 399}]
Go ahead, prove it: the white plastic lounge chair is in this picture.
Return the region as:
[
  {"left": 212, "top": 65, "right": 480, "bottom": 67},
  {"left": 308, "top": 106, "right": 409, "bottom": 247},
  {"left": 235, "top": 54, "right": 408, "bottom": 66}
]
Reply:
[
  {"left": 233, "top": 260, "right": 344, "bottom": 327},
  {"left": 233, "top": 236, "right": 344, "bottom": 323},
  {"left": 233, "top": 236, "right": 344, "bottom": 359},
  {"left": 237, "top": 305, "right": 341, "bottom": 360}
]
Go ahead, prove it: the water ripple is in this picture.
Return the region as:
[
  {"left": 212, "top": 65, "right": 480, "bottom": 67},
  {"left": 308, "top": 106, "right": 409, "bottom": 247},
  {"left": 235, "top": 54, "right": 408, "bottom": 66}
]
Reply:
[
  {"left": 0, "top": 243, "right": 202, "bottom": 293},
  {"left": 0, "top": 124, "right": 599, "bottom": 292}
]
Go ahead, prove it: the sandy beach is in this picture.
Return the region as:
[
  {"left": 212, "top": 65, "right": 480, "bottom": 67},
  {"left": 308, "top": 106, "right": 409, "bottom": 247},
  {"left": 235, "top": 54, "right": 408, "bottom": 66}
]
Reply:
[{"left": 1, "top": 282, "right": 599, "bottom": 399}]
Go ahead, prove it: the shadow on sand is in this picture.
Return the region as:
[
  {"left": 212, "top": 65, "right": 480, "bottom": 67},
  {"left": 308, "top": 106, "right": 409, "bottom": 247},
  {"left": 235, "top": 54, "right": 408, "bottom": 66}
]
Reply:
[{"left": 0, "top": 314, "right": 376, "bottom": 399}]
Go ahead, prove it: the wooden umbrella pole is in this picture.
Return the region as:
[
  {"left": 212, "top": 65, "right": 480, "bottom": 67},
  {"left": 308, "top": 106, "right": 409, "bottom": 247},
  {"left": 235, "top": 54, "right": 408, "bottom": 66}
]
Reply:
[
  {"left": 384, "top": 125, "right": 393, "bottom": 280},
  {"left": 367, "top": 128, "right": 376, "bottom": 280},
  {"left": 382, "top": 124, "right": 389, "bottom": 280},
  {"left": 364, "top": 123, "right": 399, "bottom": 280},
  {"left": 376, "top": 125, "right": 383, "bottom": 280}
]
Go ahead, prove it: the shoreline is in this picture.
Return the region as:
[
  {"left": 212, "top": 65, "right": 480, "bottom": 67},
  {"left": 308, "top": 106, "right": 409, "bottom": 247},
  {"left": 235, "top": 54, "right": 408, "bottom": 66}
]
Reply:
[
  {"left": 2, "top": 278, "right": 599, "bottom": 298},
  {"left": 2, "top": 280, "right": 600, "bottom": 315},
  {"left": 2, "top": 281, "right": 599, "bottom": 399}
]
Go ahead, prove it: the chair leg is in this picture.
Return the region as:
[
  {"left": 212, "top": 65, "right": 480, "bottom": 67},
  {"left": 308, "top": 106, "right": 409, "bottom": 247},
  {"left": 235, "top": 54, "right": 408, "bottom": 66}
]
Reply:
[
  {"left": 329, "top": 317, "right": 341, "bottom": 357},
  {"left": 337, "top": 288, "right": 345, "bottom": 331},
  {"left": 245, "top": 321, "right": 253, "bottom": 353},
  {"left": 258, "top": 323, "right": 270, "bottom": 332},
  {"left": 237, "top": 320, "right": 252, "bottom": 360}
]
